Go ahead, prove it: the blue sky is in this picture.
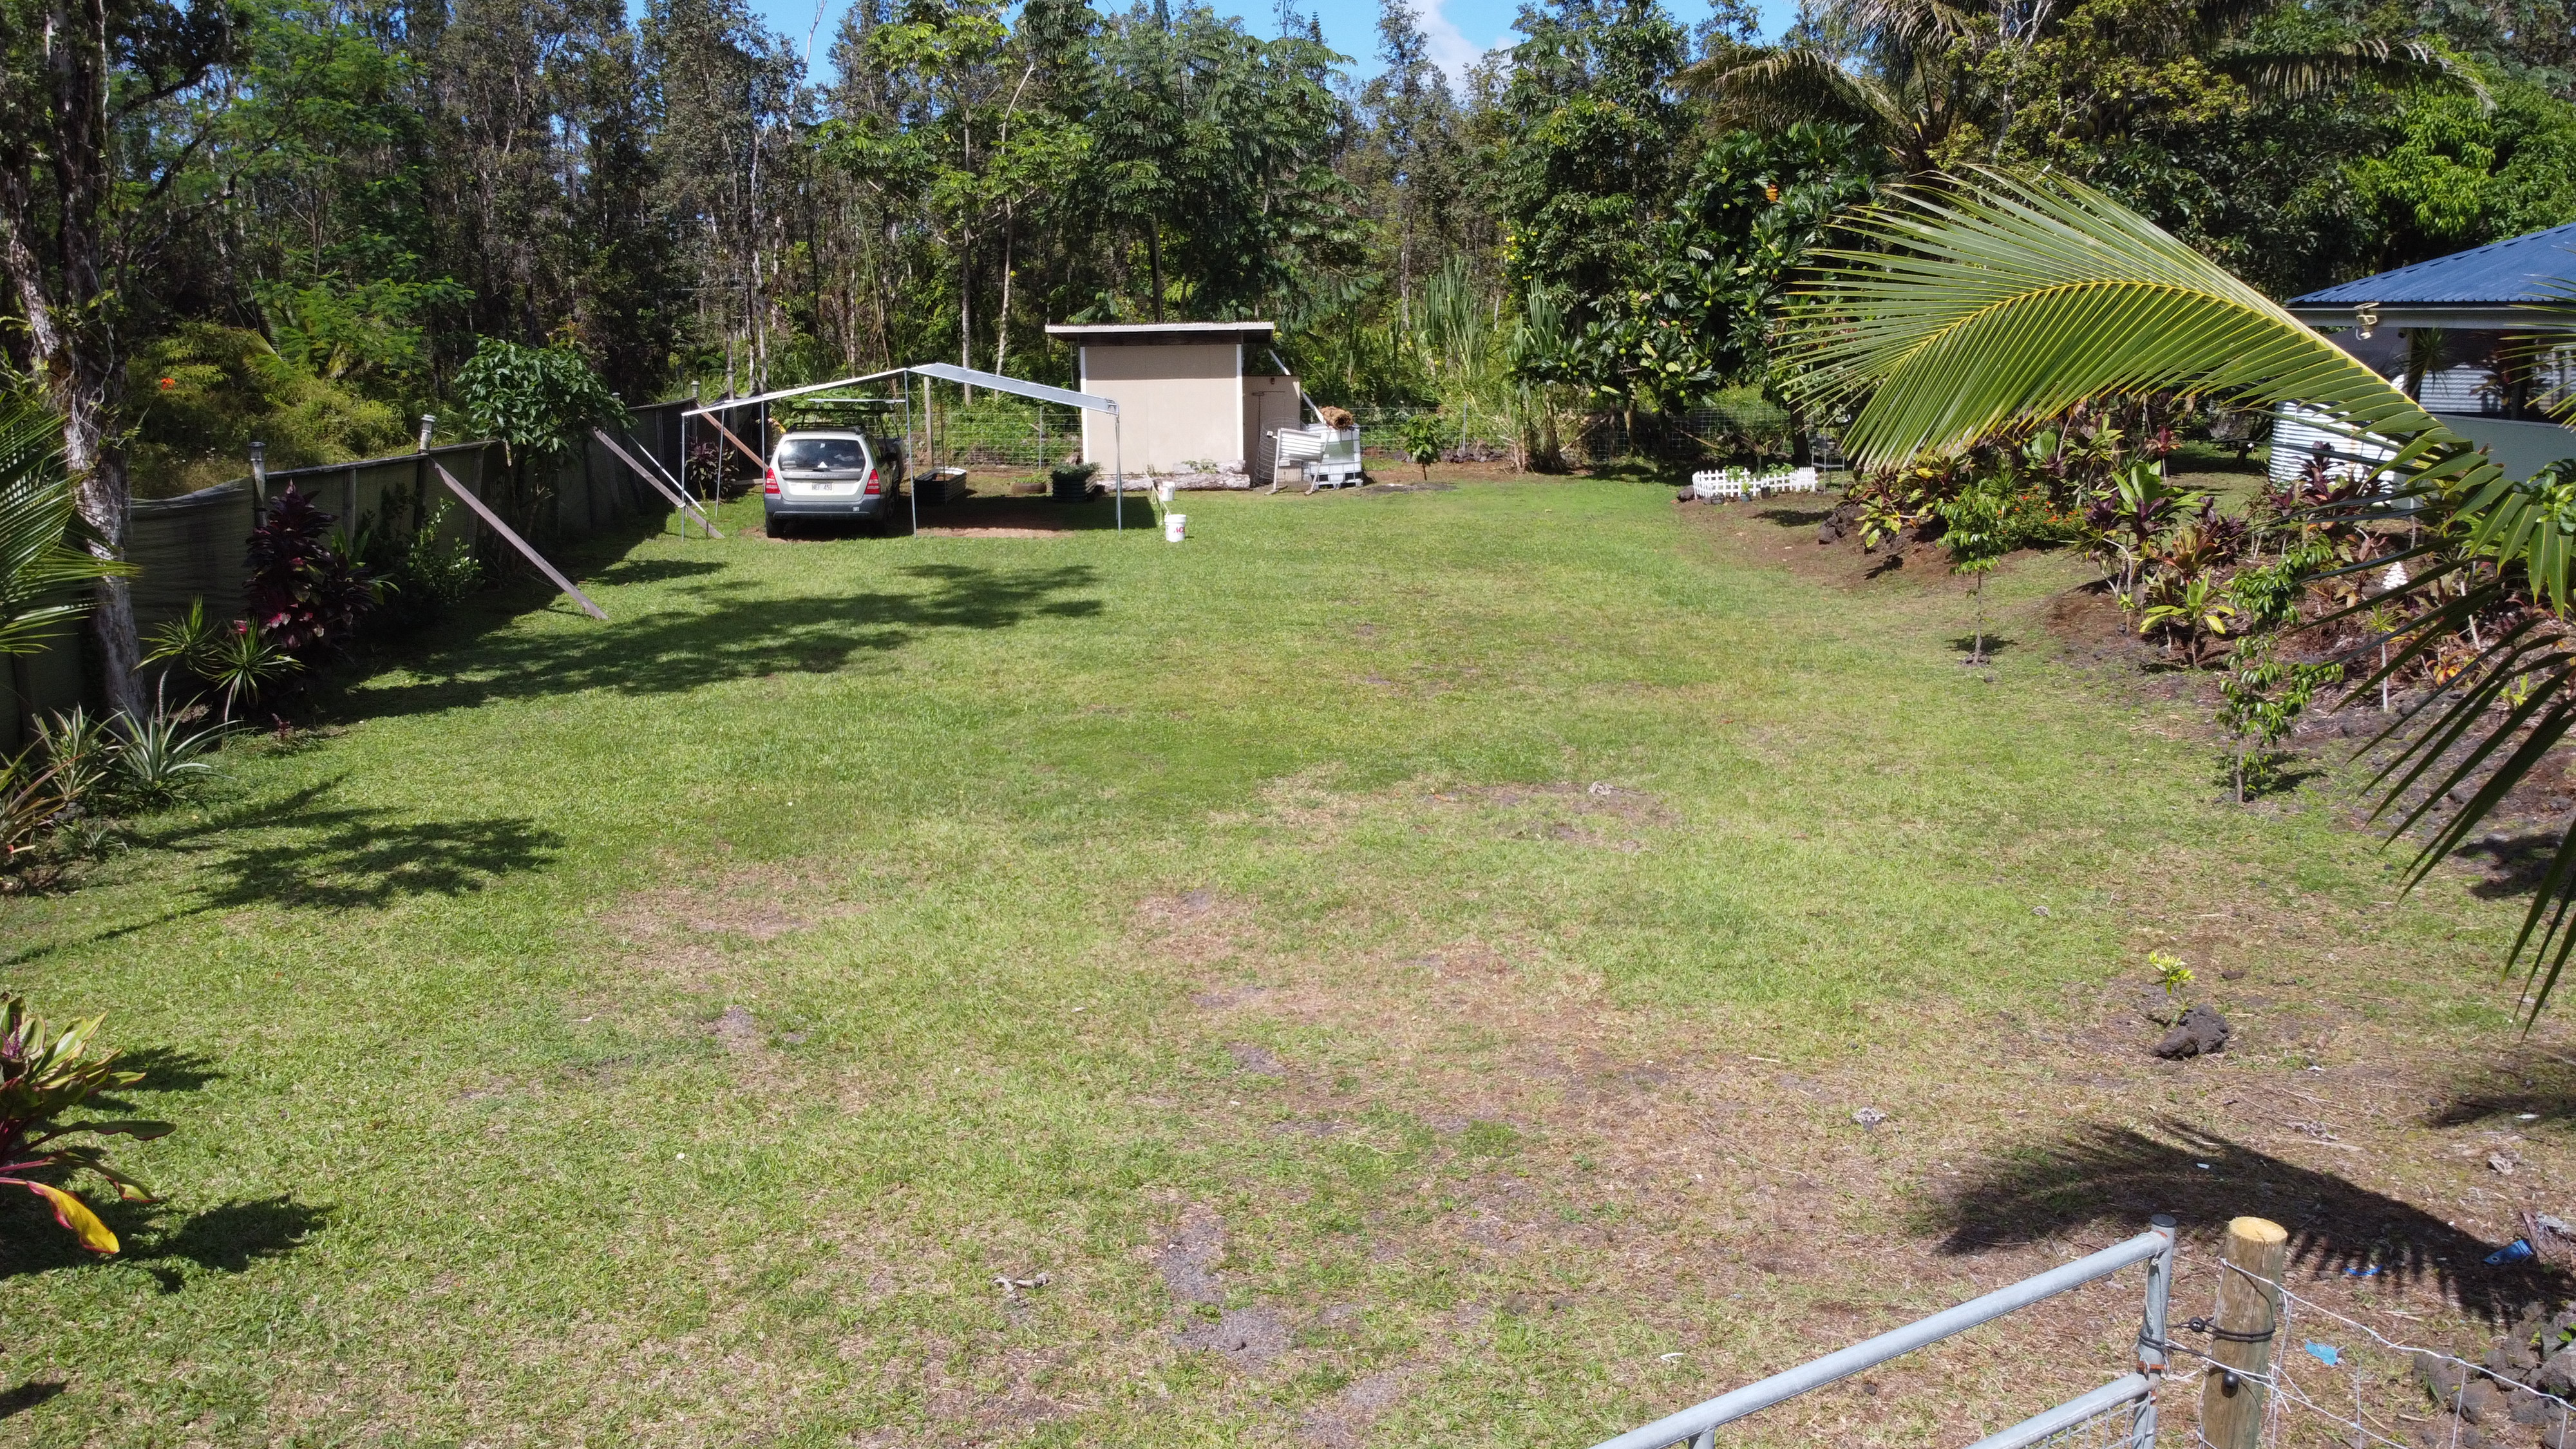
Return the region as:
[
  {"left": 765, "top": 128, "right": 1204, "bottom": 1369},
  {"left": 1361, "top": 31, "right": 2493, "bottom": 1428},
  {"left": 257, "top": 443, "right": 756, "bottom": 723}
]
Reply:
[{"left": 753, "top": 0, "right": 1803, "bottom": 85}]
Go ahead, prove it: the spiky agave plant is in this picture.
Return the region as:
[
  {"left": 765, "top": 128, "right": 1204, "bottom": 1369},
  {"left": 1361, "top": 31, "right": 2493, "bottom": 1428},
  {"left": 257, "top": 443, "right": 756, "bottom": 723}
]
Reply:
[
  {"left": 0, "top": 995, "right": 170, "bottom": 1251},
  {"left": 1780, "top": 167, "right": 2576, "bottom": 1018}
]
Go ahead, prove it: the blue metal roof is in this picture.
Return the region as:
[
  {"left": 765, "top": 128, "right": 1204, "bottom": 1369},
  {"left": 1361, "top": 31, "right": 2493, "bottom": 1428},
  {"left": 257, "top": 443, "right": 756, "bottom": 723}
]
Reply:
[{"left": 2291, "top": 223, "right": 2576, "bottom": 308}]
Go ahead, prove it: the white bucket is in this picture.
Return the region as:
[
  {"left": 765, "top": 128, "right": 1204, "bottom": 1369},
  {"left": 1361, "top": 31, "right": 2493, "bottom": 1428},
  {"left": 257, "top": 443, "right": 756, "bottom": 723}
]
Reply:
[
  {"left": 1155, "top": 480, "right": 1175, "bottom": 504},
  {"left": 1164, "top": 513, "right": 1187, "bottom": 543}
]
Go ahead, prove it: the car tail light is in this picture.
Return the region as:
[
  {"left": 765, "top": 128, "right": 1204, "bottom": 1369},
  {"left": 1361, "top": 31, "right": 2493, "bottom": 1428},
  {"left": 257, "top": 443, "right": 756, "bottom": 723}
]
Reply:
[
  {"left": 763, "top": 466, "right": 779, "bottom": 495},
  {"left": 864, "top": 468, "right": 881, "bottom": 496}
]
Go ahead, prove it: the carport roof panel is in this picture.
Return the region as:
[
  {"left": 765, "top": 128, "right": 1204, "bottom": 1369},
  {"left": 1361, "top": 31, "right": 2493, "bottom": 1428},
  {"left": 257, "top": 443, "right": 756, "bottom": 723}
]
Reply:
[{"left": 1045, "top": 321, "right": 1274, "bottom": 344}]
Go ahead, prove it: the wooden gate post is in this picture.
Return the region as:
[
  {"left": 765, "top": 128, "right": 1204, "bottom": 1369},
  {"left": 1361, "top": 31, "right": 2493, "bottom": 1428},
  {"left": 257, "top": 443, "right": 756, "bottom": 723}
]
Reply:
[{"left": 2199, "top": 1216, "right": 2288, "bottom": 1449}]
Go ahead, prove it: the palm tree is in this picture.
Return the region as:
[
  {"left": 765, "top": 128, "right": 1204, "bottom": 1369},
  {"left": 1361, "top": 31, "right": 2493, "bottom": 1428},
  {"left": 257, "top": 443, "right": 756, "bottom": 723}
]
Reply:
[
  {"left": 1683, "top": 0, "right": 2474, "bottom": 175},
  {"left": 0, "top": 400, "right": 131, "bottom": 660},
  {"left": 1681, "top": 0, "right": 1983, "bottom": 175},
  {"left": 1779, "top": 168, "right": 2576, "bottom": 1014}
]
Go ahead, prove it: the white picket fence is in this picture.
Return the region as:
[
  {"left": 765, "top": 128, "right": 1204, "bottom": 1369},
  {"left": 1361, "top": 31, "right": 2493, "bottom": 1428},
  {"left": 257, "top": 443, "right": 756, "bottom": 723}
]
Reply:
[{"left": 1690, "top": 466, "right": 1822, "bottom": 502}]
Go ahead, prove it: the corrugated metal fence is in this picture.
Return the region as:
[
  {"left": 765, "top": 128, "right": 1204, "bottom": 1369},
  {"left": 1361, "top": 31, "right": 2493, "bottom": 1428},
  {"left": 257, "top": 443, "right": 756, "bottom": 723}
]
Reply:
[{"left": 3, "top": 398, "right": 690, "bottom": 750}]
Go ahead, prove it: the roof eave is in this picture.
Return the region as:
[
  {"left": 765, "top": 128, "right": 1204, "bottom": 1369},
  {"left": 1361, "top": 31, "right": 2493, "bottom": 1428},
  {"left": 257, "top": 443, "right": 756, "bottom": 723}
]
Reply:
[{"left": 2287, "top": 304, "right": 2576, "bottom": 330}]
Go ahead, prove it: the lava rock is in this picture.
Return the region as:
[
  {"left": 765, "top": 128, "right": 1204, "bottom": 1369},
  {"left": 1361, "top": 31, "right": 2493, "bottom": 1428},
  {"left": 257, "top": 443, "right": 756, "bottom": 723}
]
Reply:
[
  {"left": 2153, "top": 1003, "right": 2232, "bottom": 1058},
  {"left": 2544, "top": 1347, "right": 2576, "bottom": 1398}
]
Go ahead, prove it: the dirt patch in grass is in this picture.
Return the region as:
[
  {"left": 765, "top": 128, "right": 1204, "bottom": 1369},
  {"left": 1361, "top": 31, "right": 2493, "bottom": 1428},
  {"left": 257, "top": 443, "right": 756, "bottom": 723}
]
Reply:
[
  {"left": 1130, "top": 762, "right": 2576, "bottom": 1443},
  {"left": 1676, "top": 489, "right": 1962, "bottom": 592},
  {"left": 1299, "top": 1366, "right": 1419, "bottom": 1448},
  {"left": 1151, "top": 1204, "right": 1230, "bottom": 1305},
  {"left": 1134, "top": 889, "right": 1258, "bottom": 967},
  {"left": 598, "top": 862, "right": 851, "bottom": 945}
]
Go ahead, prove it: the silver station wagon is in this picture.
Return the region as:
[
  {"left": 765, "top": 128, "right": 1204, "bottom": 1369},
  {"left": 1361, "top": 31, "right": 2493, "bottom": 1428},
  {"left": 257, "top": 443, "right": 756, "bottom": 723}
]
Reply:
[{"left": 762, "top": 428, "right": 906, "bottom": 534}]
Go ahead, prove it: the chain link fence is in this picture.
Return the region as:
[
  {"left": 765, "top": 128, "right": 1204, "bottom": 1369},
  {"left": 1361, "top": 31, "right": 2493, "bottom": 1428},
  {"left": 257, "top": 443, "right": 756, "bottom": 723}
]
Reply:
[
  {"left": 900, "top": 394, "right": 1831, "bottom": 474},
  {"left": 1345, "top": 397, "right": 1806, "bottom": 467}
]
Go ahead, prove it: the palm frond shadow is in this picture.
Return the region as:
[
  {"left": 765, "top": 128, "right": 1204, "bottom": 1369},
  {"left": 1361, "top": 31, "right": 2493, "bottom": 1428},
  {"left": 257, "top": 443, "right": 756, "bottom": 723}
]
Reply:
[
  {"left": 2429, "top": 1048, "right": 2576, "bottom": 1128},
  {"left": 2450, "top": 831, "right": 2575, "bottom": 900},
  {"left": 1924, "top": 1119, "right": 2553, "bottom": 1320}
]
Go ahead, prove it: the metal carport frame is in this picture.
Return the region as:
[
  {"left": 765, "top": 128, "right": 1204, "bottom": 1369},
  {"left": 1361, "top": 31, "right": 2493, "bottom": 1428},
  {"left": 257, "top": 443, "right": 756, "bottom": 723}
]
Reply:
[{"left": 681, "top": 363, "right": 1128, "bottom": 533}]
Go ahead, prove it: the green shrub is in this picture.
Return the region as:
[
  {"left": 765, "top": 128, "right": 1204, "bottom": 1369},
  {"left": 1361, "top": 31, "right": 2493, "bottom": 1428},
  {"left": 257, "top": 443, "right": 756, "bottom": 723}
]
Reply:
[{"left": 124, "top": 323, "right": 408, "bottom": 498}]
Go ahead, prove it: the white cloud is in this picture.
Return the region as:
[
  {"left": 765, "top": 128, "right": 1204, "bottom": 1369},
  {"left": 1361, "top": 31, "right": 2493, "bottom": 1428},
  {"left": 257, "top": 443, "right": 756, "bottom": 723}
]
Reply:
[{"left": 1416, "top": 0, "right": 1492, "bottom": 89}]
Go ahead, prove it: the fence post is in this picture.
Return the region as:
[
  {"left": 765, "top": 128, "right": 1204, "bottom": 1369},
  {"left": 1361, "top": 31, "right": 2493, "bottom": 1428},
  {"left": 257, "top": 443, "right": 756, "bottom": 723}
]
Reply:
[
  {"left": 2131, "top": 1213, "right": 2177, "bottom": 1449},
  {"left": 2199, "top": 1216, "right": 2287, "bottom": 1449},
  {"left": 415, "top": 416, "right": 434, "bottom": 535}
]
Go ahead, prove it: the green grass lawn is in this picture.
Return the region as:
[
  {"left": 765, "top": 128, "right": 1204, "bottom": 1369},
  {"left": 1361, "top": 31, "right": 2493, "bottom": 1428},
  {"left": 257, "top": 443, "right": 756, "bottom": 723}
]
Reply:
[{"left": 0, "top": 473, "right": 2552, "bottom": 1446}]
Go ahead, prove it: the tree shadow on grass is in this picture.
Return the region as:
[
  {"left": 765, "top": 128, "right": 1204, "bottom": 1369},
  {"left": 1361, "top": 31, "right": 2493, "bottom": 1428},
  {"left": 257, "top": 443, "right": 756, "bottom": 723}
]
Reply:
[
  {"left": 345, "top": 559, "right": 1104, "bottom": 719},
  {"left": 142, "top": 779, "right": 562, "bottom": 912},
  {"left": 0, "top": 1193, "right": 328, "bottom": 1292},
  {"left": 1947, "top": 635, "right": 2016, "bottom": 658},
  {"left": 1754, "top": 506, "right": 1833, "bottom": 527},
  {"left": 1923, "top": 1118, "right": 2553, "bottom": 1321},
  {"left": 585, "top": 558, "right": 729, "bottom": 587}
]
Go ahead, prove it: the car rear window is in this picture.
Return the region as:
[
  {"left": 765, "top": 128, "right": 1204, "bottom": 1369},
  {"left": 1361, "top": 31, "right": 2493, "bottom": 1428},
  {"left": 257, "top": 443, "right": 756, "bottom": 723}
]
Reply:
[{"left": 777, "top": 437, "right": 866, "bottom": 470}]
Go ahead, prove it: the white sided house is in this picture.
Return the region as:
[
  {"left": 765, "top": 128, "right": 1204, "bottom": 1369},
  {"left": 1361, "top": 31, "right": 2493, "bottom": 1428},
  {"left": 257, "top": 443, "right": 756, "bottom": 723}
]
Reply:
[
  {"left": 2282, "top": 225, "right": 2576, "bottom": 484},
  {"left": 1046, "top": 321, "right": 1310, "bottom": 481}
]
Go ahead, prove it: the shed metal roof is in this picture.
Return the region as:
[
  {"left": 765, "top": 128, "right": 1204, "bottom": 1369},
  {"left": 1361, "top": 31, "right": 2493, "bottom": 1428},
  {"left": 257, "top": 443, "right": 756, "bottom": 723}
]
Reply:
[
  {"left": 2289, "top": 223, "right": 2576, "bottom": 323},
  {"left": 1044, "top": 321, "right": 1274, "bottom": 343}
]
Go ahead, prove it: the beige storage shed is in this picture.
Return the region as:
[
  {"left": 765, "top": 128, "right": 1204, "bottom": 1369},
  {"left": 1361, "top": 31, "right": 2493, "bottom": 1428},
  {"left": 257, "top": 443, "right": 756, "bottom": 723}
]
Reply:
[{"left": 1046, "top": 321, "right": 1309, "bottom": 477}]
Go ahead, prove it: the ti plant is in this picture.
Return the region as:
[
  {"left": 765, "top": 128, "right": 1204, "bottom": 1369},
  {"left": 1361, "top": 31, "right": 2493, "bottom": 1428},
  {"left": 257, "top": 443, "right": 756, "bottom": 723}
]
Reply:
[
  {"left": 0, "top": 994, "right": 169, "bottom": 1251},
  {"left": 2139, "top": 575, "right": 2237, "bottom": 666}
]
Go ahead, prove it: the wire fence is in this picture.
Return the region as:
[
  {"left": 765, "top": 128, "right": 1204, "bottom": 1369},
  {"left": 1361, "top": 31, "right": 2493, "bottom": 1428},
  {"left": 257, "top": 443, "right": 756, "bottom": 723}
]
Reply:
[
  {"left": 914, "top": 398, "right": 1088, "bottom": 470},
  {"left": 2170, "top": 1256, "right": 2575, "bottom": 1449},
  {"left": 897, "top": 395, "right": 1835, "bottom": 473},
  {"left": 1340, "top": 399, "right": 1814, "bottom": 466}
]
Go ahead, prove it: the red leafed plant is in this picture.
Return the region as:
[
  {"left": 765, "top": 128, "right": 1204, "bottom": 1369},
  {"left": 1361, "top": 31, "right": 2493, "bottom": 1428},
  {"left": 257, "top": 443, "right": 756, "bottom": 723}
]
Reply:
[
  {"left": 0, "top": 994, "right": 170, "bottom": 1252},
  {"left": 244, "top": 483, "right": 379, "bottom": 659}
]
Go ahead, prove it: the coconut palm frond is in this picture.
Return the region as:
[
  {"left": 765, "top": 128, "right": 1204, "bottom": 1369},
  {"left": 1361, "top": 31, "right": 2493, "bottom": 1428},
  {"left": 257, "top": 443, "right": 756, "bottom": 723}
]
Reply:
[
  {"left": 1682, "top": 47, "right": 1904, "bottom": 140},
  {"left": 1778, "top": 166, "right": 2576, "bottom": 1020},
  {"left": 1827, "top": 0, "right": 1981, "bottom": 47},
  {"left": 2217, "top": 39, "right": 2490, "bottom": 107},
  {"left": 0, "top": 401, "right": 128, "bottom": 658},
  {"left": 1783, "top": 169, "right": 2477, "bottom": 473}
]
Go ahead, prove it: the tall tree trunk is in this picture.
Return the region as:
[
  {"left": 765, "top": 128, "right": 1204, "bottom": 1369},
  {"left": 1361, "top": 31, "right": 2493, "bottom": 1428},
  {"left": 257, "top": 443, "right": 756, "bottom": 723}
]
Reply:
[
  {"left": 1147, "top": 224, "right": 1164, "bottom": 321},
  {"left": 994, "top": 213, "right": 1016, "bottom": 378},
  {"left": 0, "top": 2, "right": 144, "bottom": 719}
]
